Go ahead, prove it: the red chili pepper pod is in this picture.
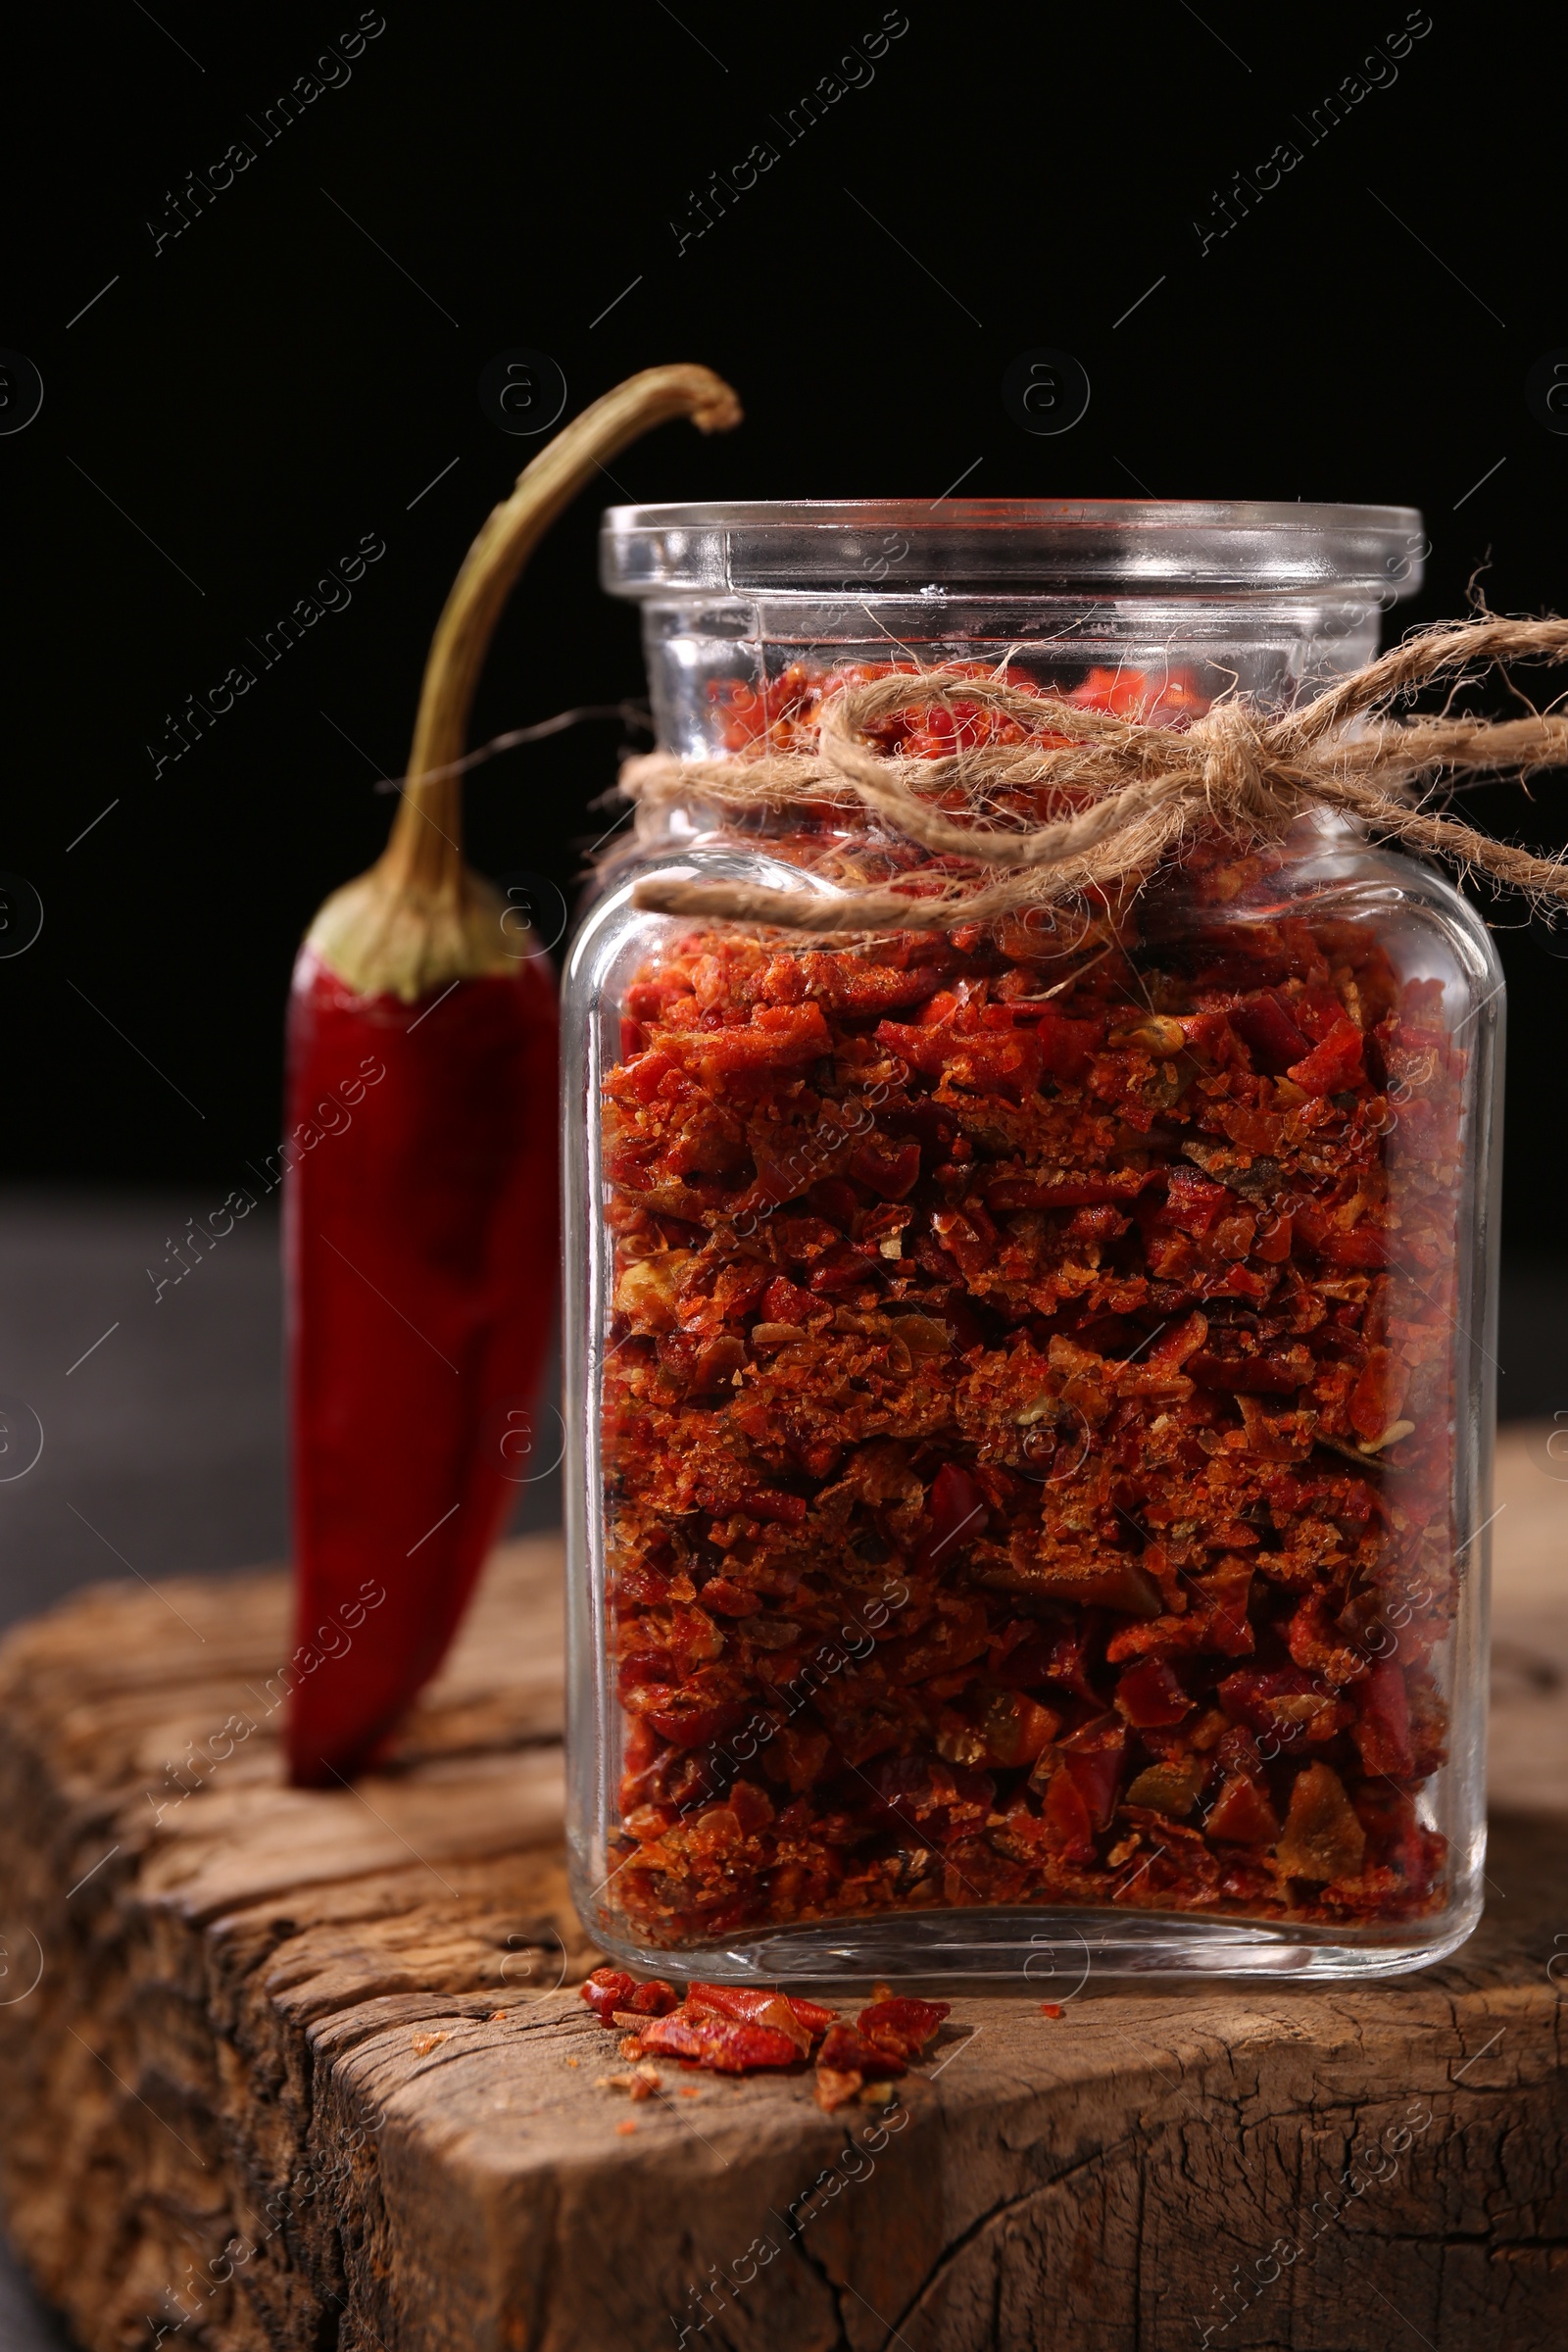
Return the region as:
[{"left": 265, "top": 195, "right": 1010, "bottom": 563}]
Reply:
[
  {"left": 283, "top": 945, "right": 557, "bottom": 1783},
  {"left": 285, "top": 365, "right": 743, "bottom": 1786}
]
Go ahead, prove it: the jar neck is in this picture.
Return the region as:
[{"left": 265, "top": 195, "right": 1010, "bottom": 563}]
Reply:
[{"left": 639, "top": 598, "right": 1386, "bottom": 760}]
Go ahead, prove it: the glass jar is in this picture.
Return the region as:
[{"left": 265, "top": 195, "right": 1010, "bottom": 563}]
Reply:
[{"left": 564, "top": 500, "right": 1499, "bottom": 1983}]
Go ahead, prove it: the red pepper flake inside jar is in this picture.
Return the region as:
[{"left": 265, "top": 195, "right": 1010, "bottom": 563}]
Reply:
[{"left": 579, "top": 503, "right": 1501, "bottom": 1985}]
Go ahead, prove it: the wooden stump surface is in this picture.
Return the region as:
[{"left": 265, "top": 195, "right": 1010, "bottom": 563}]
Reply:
[{"left": 0, "top": 1435, "right": 1565, "bottom": 2352}]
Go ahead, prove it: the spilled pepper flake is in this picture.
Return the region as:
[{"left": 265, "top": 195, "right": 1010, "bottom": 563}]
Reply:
[
  {"left": 636, "top": 2006, "right": 801, "bottom": 2073},
  {"left": 814, "top": 2066, "right": 864, "bottom": 2114},
  {"left": 686, "top": 1981, "right": 835, "bottom": 2052},
  {"left": 858, "top": 1996, "right": 951, "bottom": 2061},
  {"left": 580, "top": 1967, "right": 637, "bottom": 2023}
]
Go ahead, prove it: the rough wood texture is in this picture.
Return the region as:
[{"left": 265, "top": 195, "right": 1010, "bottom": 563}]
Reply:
[{"left": 1, "top": 1441, "right": 1565, "bottom": 2352}]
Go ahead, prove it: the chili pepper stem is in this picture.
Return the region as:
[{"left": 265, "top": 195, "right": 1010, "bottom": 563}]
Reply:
[{"left": 307, "top": 365, "right": 742, "bottom": 1003}]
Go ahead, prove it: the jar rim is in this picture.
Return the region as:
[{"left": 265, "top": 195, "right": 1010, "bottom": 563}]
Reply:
[{"left": 601, "top": 498, "right": 1426, "bottom": 600}]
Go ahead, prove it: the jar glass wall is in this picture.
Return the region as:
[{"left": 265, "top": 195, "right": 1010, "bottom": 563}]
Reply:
[{"left": 564, "top": 501, "right": 1499, "bottom": 1982}]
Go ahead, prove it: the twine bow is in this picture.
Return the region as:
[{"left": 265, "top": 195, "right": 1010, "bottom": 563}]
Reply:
[{"left": 622, "top": 615, "right": 1568, "bottom": 935}]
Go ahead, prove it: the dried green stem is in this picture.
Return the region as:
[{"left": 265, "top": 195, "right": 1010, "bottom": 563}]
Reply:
[{"left": 308, "top": 364, "right": 742, "bottom": 999}]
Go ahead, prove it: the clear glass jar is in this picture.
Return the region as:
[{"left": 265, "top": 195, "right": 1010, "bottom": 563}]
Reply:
[{"left": 564, "top": 500, "right": 1499, "bottom": 1983}]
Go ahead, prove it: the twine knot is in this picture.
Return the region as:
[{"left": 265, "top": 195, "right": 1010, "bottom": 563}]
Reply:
[
  {"left": 622, "top": 614, "right": 1568, "bottom": 936},
  {"left": 1193, "top": 699, "right": 1283, "bottom": 831}
]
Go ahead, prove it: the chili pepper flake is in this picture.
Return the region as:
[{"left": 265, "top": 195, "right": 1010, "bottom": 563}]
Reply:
[
  {"left": 573, "top": 1962, "right": 961, "bottom": 2098},
  {"left": 599, "top": 662, "right": 1463, "bottom": 1944},
  {"left": 814, "top": 2066, "right": 865, "bottom": 2113},
  {"left": 599, "top": 2063, "right": 663, "bottom": 2101},
  {"left": 634, "top": 2008, "right": 782, "bottom": 2071},
  {"left": 857, "top": 1996, "right": 951, "bottom": 2061},
  {"left": 684, "top": 1984, "right": 819, "bottom": 2054}
]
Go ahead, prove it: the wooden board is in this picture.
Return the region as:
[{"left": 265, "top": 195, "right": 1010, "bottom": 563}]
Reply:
[{"left": 0, "top": 1438, "right": 1565, "bottom": 2352}]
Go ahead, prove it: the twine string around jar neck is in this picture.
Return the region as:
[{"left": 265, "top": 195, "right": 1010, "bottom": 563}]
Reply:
[{"left": 619, "top": 613, "right": 1568, "bottom": 936}]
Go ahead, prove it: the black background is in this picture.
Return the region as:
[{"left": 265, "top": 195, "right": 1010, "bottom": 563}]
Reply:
[
  {"left": 4, "top": 3, "right": 1565, "bottom": 1256},
  {"left": 1, "top": 22, "right": 1562, "bottom": 2332}
]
